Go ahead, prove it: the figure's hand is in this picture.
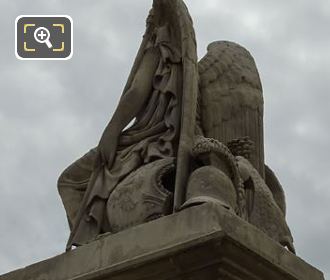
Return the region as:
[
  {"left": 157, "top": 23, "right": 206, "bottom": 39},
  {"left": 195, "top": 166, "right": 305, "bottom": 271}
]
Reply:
[{"left": 97, "top": 127, "right": 119, "bottom": 169}]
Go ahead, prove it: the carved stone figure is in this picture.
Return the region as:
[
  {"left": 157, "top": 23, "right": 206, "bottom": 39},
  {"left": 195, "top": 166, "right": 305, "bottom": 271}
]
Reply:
[
  {"left": 58, "top": 0, "right": 294, "bottom": 254},
  {"left": 58, "top": 0, "right": 198, "bottom": 250}
]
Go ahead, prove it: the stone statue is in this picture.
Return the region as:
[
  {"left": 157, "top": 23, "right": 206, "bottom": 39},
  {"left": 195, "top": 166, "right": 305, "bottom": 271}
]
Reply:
[{"left": 58, "top": 0, "right": 295, "bottom": 254}]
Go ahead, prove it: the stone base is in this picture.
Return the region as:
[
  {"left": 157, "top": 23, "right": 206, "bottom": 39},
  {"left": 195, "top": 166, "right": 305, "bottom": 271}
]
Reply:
[{"left": 1, "top": 203, "right": 324, "bottom": 280}]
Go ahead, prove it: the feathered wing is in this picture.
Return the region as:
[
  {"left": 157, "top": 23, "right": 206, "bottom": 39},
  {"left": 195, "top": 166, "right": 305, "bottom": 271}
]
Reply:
[
  {"left": 198, "top": 42, "right": 294, "bottom": 252},
  {"left": 198, "top": 41, "right": 265, "bottom": 178},
  {"left": 198, "top": 41, "right": 287, "bottom": 215}
]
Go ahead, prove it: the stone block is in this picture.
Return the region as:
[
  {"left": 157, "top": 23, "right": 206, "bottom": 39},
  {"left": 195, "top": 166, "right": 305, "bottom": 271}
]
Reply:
[{"left": 1, "top": 203, "right": 324, "bottom": 280}]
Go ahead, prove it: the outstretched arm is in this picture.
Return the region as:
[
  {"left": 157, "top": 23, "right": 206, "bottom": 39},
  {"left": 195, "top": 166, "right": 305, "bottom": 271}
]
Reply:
[{"left": 98, "top": 47, "right": 160, "bottom": 167}]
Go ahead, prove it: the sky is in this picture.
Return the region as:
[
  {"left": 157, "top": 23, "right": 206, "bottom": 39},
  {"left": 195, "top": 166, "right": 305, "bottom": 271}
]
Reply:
[{"left": 0, "top": 0, "right": 329, "bottom": 278}]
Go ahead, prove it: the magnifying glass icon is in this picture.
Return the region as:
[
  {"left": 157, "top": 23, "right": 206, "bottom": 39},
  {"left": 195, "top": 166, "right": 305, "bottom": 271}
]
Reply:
[{"left": 34, "top": 27, "right": 53, "bottom": 49}]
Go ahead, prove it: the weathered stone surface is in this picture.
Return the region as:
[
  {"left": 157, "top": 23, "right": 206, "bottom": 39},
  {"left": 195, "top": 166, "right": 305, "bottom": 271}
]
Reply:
[
  {"left": 56, "top": 0, "right": 294, "bottom": 254},
  {"left": 1, "top": 203, "right": 324, "bottom": 280},
  {"left": 58, "top": 0, "right": 199, "bottom": 250}
]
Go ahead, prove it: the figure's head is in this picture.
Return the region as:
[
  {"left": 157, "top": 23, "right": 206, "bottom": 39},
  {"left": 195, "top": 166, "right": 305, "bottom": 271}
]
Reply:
[
  {"left": 146, "top": 8, "right": 155, "bottom": 29},
  {"left": 146, "top": 3, "right": 167, "bottom": 30},
  {"left": 151, "top": 0, "right": 174, "bottom": 27}
]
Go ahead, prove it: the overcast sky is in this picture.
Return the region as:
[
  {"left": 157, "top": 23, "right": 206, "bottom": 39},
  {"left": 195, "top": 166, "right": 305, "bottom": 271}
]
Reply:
[{"left": 0, "top": 0, "right": 329, "bottom": 278}]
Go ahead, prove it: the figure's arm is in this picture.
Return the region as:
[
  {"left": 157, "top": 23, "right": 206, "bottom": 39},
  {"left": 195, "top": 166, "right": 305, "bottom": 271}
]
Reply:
[
  {"left": 109, "top": 47, "right": 159, "bottom": 133},
  {"left": 98, "top": 47, "right": 160, "bottom": 167}
]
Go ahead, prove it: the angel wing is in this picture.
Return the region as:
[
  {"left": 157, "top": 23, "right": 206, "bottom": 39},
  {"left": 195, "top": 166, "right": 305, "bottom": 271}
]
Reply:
[
  {"left": 198, "top": 41, "right": 265, "bottom": 178},
  {"left": 198, "top": 40, "right": 289, "bottom": 218}
]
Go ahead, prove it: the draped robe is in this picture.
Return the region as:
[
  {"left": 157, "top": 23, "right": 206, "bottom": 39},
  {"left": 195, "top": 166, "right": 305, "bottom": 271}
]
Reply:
[{"left": 59, "top": 25, "right": 183, "bottom": 248}]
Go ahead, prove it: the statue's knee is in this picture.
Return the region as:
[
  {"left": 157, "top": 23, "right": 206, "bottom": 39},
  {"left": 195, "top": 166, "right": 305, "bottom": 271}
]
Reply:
[
  {"left": 57, "top": 167, "right": 70, "bottom": 194},
  {"left": 57, "top": 148, "right": 97, "bottom": 193},
  {"left": 58, "top": 165, "right": 69, "bottom": 185},
  {"left": 57, "top": 160, "right": 77, "bottom": 186}
]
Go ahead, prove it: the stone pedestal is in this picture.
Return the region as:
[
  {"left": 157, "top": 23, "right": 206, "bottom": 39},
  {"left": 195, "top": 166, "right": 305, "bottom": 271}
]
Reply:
[{"left": 1, "top": 203, "right": 324, "bottom": 280}]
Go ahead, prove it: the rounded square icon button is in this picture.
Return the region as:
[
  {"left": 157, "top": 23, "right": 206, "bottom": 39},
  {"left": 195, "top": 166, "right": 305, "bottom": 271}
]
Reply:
[{"left": 16, "top": 15, "right": 73, "bottom": 60}]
